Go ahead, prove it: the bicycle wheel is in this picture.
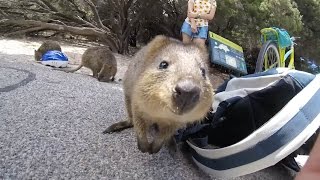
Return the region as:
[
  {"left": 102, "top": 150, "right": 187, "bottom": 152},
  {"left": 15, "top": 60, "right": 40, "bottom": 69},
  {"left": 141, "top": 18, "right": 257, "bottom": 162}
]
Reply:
[{"left": 255, "top": 41, "right": 280, "bottom": 73}]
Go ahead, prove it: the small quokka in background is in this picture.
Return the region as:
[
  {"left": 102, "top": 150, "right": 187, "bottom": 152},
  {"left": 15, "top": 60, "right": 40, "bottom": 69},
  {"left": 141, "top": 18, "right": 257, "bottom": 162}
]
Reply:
[
  {"left": 57, "top": 46, "right": 117, "bottom": 82},
  {"left": 34, "top": 40, "right": 62, "bottom": 61},
  {"left": 104, "top": 35, "right": 214, "bottom": 154}
]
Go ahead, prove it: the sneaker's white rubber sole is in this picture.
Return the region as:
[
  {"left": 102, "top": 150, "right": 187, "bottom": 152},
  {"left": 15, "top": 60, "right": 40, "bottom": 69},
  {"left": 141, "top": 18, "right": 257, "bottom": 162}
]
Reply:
[{"left": 41, "top": 60, "right": 68, "bottom": 68}]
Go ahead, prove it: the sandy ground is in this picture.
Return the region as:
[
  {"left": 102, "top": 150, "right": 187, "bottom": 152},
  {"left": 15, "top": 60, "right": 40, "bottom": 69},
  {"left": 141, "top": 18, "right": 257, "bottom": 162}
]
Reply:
[{"left": 0, "top": 37, "right": 131, "bottom": 82}]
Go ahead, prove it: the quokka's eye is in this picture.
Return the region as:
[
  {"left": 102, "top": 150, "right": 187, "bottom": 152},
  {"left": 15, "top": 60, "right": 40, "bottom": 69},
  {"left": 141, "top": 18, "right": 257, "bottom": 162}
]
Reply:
[
  {"left": 159, "top": 61, "right": 169, "bottom": 69},
  {"left": 200, "top": 67, "right": 206, "bottom": 78}
]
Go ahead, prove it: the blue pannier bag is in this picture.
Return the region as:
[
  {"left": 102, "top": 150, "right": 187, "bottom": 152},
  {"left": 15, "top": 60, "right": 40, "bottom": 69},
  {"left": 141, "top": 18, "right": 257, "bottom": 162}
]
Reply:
[
  {"left": 175, "top": 68, "right": 320, "bottom": 178},
  {"left": 41, "top": 50, "right": 69, "bottom": 68},
  {"left": 273, "top": 27, "right": 293, "bottom": 48}
]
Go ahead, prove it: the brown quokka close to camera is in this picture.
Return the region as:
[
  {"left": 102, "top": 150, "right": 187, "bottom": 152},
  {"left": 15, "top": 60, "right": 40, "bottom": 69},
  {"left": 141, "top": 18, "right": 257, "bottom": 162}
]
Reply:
[
  {"left": 34, "top": 40, "right": 62, "bottom": 61},
  {"left": 58, "top": 46, "right": 117, "bottom": 82},
  {"left": 103, "top": 35, "right": 214, "bottom": 154}
]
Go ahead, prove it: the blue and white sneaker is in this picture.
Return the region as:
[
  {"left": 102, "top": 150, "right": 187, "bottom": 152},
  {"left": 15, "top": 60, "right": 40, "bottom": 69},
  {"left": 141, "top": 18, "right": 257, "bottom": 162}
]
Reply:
[{"left": 41, "top": 50, "right": 69, "bottom": 68}]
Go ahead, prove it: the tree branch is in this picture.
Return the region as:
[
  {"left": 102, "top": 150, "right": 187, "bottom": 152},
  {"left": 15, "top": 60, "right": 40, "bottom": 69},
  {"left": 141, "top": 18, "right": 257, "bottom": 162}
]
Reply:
[
  {"left": 48, "top": 19, "right": 67, "bottom": 26},
  {"left": 5, "top": 26, "right": 45, "bottom": 36},
  {"left": 2, "top": 19, "right": 118, "bottom": 52},
  {"left": 83, "top": 0, "right": 107, "bottom": 30},
  {"left": 0, "top": 8, "right": 8, "bottom": 17},
  {"left": 124, "top": 0, "right": 134, "bottom": 12},
  {"left": 38, "top": 0, "right": 59, "bottom": 12},
  {"left": 23, "top": 0, "right": 91, "bottom": 27},
  {"left": 69, "top": 0, "right": 91, "bottom": 22},
  {"left": 27, "top": 0, "right": 50, "bottom": 10},
  {"left": 3, "top": 19, "right": 104, "bottom": 35},
  {"left": 75, "top": 15, "right": 98, "bottom": 29}
]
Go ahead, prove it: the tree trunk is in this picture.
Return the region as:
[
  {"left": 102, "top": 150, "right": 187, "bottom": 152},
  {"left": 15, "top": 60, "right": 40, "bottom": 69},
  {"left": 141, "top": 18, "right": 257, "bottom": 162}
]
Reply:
[{"left": 117, "top": 35, "right": 129, "bottom": 54}]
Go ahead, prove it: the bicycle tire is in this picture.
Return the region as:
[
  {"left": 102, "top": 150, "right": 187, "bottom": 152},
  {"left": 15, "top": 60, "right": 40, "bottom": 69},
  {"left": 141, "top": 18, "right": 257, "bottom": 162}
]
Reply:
[{"left": 255, "top": 41, "right": 280, "bottom": 73}]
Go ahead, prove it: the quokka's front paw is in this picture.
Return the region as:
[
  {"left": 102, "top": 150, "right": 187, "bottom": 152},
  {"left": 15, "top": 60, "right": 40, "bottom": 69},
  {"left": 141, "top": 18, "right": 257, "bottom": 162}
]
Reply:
[
  {"left": 137, "top": 139, "right": 151, "bottom": 153},
  {"left": 166, "top": 137, "right": 178, "bottom": 157},
  {"left": 149, "top": 141, "right": 165, "bottom": 154}
]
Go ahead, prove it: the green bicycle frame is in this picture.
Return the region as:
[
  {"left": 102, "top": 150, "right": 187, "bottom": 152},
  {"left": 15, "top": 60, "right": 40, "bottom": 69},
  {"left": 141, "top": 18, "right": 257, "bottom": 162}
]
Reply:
[{"left": 260, "top": 28, "right": 295, "bottom": 69}]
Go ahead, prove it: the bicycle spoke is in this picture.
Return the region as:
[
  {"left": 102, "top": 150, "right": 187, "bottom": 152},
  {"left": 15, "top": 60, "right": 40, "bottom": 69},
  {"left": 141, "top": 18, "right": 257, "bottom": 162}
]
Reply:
[
  {"left": 256, "top": 41, "right": 280, "bottom": 73},
  {"left": 265, "top": 47, "right": 279, "bottom": 70}
]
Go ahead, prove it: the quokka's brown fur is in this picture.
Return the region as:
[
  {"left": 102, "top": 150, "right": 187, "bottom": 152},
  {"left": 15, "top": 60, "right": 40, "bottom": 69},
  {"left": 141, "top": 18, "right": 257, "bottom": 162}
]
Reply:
[
  {"left": 104, "top": 35, "right": 214, "bottom": 154},
  {"left": 58, "top": 46, "right": 117, "bottom": 82},
  {"left": 34, "top": 40, "right": 62, "bottom": 61}
]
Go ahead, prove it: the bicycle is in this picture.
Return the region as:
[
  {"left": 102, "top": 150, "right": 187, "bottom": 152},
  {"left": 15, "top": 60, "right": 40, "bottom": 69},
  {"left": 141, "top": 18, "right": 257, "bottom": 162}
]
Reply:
[{"left": 255, "top": 27, "right": 298, "bottom": 73}]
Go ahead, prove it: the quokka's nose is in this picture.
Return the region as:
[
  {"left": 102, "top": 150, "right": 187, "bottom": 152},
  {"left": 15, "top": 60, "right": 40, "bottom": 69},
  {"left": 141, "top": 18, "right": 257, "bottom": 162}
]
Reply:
[{"left": 173, "top": 80, "right": 200, "bottom": 113}]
